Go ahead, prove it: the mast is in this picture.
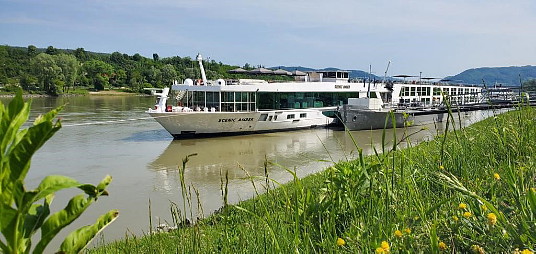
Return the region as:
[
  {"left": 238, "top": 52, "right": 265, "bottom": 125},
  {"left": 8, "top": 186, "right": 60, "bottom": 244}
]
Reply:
[
  {"left": 382, "top": 61, "right": 391, "bottom": 84},
  {"left": 367, "top": 65, "right": 372, "bottom": 98},
  {"left": 196, "top": 53, "right": 208, "bottom": 85}
]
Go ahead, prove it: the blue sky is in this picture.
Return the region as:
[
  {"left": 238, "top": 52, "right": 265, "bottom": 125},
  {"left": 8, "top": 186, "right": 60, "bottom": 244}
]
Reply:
[{"left": 1, "top": 0, "right": 535, "bottom": 78}]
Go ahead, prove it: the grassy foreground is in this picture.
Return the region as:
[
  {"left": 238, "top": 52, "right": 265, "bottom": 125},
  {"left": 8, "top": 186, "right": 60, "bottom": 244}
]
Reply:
[{"left": 88, "top": 106, "right": 536, "bottom": 253}]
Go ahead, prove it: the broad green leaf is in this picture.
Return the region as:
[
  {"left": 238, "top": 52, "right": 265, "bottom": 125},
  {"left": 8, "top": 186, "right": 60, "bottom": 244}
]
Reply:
[
  {"left": 8, "top": 120, "right": 61, "bottom": 181},
  {"left": 58, "top": 210, "right": 119, "bottom": 253},
  {"left": 33, "top": 195, "right": 94, "bottom": 253},
  {"left": 1, "top": 92, "right": 30, "bottom": 157},
  {"left": 77, "top": 184, "right": 97, "bottom": 196},
  {"left": 24, "top": 175, "right": 81, "bottom": 207},
  {"left": 95, "top": 175, "right": 112, "bottom": 194},
  {"left": 23, "top": 202, "right": 50, "bottom": 238},
  {"left": 0, "top": 203, "right": 17, "bottom": 243}
]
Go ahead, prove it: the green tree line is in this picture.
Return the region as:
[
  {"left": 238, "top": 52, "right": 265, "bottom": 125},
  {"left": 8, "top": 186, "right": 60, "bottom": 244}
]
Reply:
[{"left": 0, "top": 45, "right": 269, "bottom": 95}]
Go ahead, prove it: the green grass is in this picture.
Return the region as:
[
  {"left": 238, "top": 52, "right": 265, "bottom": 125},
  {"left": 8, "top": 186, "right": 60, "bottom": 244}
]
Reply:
[{"left": 87, "top": 105, "right": 536, "bottom": 253}]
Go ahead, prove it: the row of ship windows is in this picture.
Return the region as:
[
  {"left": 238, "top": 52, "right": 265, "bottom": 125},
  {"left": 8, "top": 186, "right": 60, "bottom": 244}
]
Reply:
[
  {"left": 399, "top": 87, "right": 479, "bottom": 97},
  {"left": 259, "top": 113, "right": 307, "bottom": 121}
]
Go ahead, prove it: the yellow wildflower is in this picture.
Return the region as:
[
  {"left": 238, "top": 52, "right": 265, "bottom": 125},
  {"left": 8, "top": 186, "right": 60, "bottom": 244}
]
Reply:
[
  {"left": 487, "top": 213, "right": 497, "bottom": 226},
  {"left": 336, "top": 237, "right": 345, "bottom": 246},
  {"left": 381, "top": 241, "right": 390, "bottom": 251},
  {"left": 375, "top": 247, "right": 385, "bottom": 254},
  {"left": 471, "top": 244, "right": 485, "bottom": 254},
  {"left": 438, "top": 241, "right": 447, "bottom": 250},
  {"left": 481, "top": 204, "right": 488, "bottom": 211},
  {"left": 394, "top": 230, "right": 403, "bottom": 238},
  {"left": 439, "top": 165, "right": 445, "bottom": 170},
  {"left": 521, "top": 249, "right": 533, "bottom": 254},
  {"left": 459, "top": 203, "right": 467, "bottom": 209},
  {"left": 452, "top": 215, "right": 459, "bottom": 222},
  {"left": 404, "top": 228, "right": 411, "bottom": 234},
  {"left": 463, "top": 211, "right": 472, "bottom": 218},
  {"left": 493, "top": 173, "right": 501, "bottom": 180}
]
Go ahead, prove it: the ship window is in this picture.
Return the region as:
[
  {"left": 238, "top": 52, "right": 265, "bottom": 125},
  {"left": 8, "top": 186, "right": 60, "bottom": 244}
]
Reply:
[
  {"left": 221, "top": 103, "right": 235, "bottom": 112},
  {"left": 300, "top": 113, "right": 307, "bottom": 118},
  {"left": 222, "top": 92, "right": 234, "bottom": 102},
  {"left": 287, "top": 114, "right": 295, "bottom": 119},
  {"left": 259, "top": 114, "right": 268, "bottom": 121}
]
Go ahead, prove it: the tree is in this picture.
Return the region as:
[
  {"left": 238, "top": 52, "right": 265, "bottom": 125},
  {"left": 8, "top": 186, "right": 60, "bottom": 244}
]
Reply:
[
  {"left": 31, "top": 53, "right": 61, "bottom": 95},
  {"left": 132, "top": 53, "right": 142, "bottom": 62},
  {"left": 83, "top": 60, "right": 114, "bottom": 91},
  {"left": 55, "top": 54, "right": 79, "bottom": 93},
  {"left": 110, "top": 52, "right": 125, "bottom": 65},
  {"left": 74, "top": 48, "right": 89, "bottom": 61},
  {"left": 19, "top": 74, "right": 38, "bottom": 91},
  {"left": 147, "top": 66, "right": 162, "bottom": 86},
  {"left": 128, "top": 70, "right": 145, "bottom": 91},
  {"left": 161, "top": 64, "right": 177, "bottom": 86},
  {"left": 27, "top": 45, "right": 37, "bottom": 57},
  {"left": 112, "top": 69, "right": 127, "bottom": 87},
  {"left": 45, "top": 46, "right": 58, "bottom": 55}
]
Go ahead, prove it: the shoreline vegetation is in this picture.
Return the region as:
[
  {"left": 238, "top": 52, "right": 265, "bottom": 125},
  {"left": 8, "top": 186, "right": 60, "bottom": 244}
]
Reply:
[
  {"left": 0, "top": 89, "right": 148, "bottom": 98},
  {"left": 86, "top": 105, "right": 535, "bottom": 253}
]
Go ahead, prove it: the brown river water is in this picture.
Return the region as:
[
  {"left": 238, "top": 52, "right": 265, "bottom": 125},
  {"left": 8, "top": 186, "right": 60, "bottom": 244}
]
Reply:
[{"left": 0, "top": 95, "right": 505, "bottom": 249}]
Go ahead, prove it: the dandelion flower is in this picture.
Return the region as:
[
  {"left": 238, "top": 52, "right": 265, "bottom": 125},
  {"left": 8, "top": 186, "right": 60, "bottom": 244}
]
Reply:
[
  {"left": 487, "top": 213, "right": 497, "bottom": 226},
  {"left": 375, "top": 247, "right": 386, "bottom": 254},
  {"left": 438, "top": 241, "right": 447, "bottom": 250},
  {"left": 452, "top": 215, "right": 459, "bottom": 222},
  {"left": 471, "top": 244, "right": 485, "bottom": 254},
  {"left": 381, "top": 241, "right": 390, "bottom": 251},
  {"left": 404, "top": 228, "right": 411, "bottom": 234},
  {"left": 493, "top": 173, "right": 501, "bottom": 180},
  {"left": 521, "top": 249, "right": 533, "bottom": 254},
  {"left": 439, "top": 165, "right": 445, "bottom": 170},
  {"left": 458, "top": 203, "right": 467, "bottom": 209},
  {"left": 394, "top": 230, "right": 403, "bottom": 238},
  {"left": 463, "top": 211, "right": 472, "bottom": 218},
  {"left": 336, "top": 237, "right": 345, "bottom": 246}
]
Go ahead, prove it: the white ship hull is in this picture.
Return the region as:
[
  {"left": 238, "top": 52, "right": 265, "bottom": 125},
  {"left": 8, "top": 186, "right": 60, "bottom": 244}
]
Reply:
[{"left": 149, "top": 109, "right": 334, "bottom": 138}]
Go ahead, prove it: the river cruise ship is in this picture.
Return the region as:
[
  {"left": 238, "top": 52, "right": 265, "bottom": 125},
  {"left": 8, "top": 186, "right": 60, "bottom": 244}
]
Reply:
[
  {"left": 339, "top": 81, "right": 484, "bottom": 130},
  {"left": 147, "top": 55, "right": 376, "bottom": 138},
  {"left": 147, "top": 54, "right": 483, "bottom": 138}
]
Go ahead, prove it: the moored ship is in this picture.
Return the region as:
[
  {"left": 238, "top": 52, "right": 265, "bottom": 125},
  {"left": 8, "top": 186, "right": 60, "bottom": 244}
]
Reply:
[{"left": 147, "top": 54, "right": 375, "bottom": 138}]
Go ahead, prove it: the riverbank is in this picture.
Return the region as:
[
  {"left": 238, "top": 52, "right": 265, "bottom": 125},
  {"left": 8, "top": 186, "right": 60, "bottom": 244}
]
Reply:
[
  {"left": 87, "top": 106, "right": 536, "bottom": 253},
  {"left": 0, "top": 90, "right": 148, "bottom": 98}
]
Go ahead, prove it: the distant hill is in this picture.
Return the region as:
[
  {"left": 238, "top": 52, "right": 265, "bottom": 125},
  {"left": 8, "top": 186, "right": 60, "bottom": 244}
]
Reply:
[
  {"left": 273, "top": 66, "right": 382, "bottom": 80},
  {"left": 444, "top": 66, "right": 536, "bottom": 86}
]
